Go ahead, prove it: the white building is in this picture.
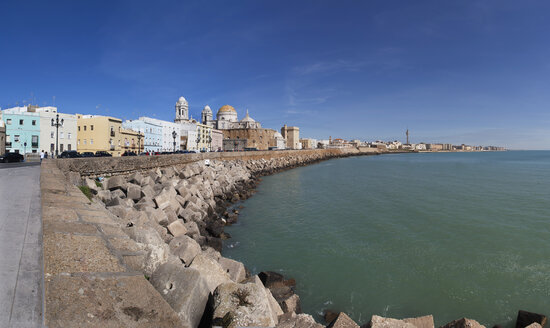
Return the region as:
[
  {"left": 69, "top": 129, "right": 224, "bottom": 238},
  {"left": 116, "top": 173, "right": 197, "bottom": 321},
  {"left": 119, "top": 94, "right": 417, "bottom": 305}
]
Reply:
[
  {"left": 139, "top": 117, "right": 182, "bottom": 152},
  {"left": 179, "top": 121, "right": 198, "bottom": 151},
  {"left": 36, "top": 107, "right": 77, "bottom": 154},
  {"left": 273, "top": 132, "right": 286, "bottom": 150}
]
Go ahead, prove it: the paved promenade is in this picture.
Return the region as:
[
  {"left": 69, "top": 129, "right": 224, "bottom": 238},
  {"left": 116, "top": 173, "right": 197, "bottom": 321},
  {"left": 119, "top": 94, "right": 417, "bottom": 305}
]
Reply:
[{"left": 0, "top": 163, "right": 44, "bottom": 327}]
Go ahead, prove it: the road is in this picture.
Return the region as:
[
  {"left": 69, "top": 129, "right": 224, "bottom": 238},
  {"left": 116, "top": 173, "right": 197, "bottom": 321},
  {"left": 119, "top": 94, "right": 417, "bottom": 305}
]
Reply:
[{"left": 0, "top": 163, "right": 43, "bottom": 327}]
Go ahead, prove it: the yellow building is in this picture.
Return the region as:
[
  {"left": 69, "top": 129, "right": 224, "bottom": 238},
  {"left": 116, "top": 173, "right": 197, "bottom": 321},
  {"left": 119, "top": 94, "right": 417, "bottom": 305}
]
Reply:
[
  {"left": 197, "top": 123, "right": 212, "bottom": 151},
  {"left": 76, "top": 115, "right": 143, "bottom": 156}
]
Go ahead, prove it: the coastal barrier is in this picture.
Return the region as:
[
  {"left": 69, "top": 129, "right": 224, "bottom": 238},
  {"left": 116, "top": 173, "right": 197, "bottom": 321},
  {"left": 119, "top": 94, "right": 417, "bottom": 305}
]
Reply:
[{"left": 41, "top": 148, "right": 544, "bottom": 327}]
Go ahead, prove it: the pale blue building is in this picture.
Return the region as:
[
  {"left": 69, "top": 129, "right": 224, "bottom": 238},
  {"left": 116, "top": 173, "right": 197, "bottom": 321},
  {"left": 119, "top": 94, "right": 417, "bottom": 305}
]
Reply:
[
  {"left": 2, "top": 110, "right": 41, "bottom": 154},
  {"left": 122, "top": 119, "right": 162, "bottom": 152}
]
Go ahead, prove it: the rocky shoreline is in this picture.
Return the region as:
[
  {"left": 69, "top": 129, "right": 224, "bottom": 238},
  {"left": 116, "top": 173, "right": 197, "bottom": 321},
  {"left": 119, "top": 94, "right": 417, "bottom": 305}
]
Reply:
[{"left": 72, "top": 151, "right": 547, "bottom": 328}]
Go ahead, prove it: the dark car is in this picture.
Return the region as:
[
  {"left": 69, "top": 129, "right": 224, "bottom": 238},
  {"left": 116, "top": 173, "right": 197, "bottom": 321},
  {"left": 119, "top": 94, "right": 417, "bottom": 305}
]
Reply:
[
  {"left": 0, "top": 152, "right": 24, "bottom": 163},
  {"left": 121, "top": 151, "right": 137, "bottom": 156},
  {"left": 95, "top": 151, "right": 112, "bottom": 157},
  {"left": 80, "top": 152, "right": 95, "bottom": 157},
  {"left": 59, "top": 151, "right": 82, "bottom": 158}
]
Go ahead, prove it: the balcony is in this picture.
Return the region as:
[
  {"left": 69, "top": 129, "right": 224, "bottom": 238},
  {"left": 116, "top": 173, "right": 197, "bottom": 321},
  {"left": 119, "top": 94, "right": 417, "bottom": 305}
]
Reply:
[
  {"left": 110, "top": 145, "right": 116, "bottom": 150},
  {"left": 5, "top": 142, "right": 12, "bottom": 148}
]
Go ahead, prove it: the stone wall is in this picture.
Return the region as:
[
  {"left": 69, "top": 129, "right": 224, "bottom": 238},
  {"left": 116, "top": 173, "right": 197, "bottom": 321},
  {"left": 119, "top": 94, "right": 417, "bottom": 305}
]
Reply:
[{"left": 55, "top": 148, "right": 380, "bottom": 177}]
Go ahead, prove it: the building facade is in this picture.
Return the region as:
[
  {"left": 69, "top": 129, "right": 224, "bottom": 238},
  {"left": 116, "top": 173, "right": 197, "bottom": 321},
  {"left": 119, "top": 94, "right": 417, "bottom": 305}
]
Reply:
[
  {"left": 139, "top": 117, "right": 182, "bottom": 152},
  {"left": 222, "top": 128, "right": 276, "bottom": 150},
  {"left": 123, "top": 119, "right": 162, "bottom": 153},
  {"left": 197, "top": 123, "right": 213, "bottom": 151},
  {"left": 281, "top": 125, "right": 300, "bottom": 149},
  {"left": 36, "top": 107, "right": 77, "bottom": 155},
  {"left": 2, "top": 109, "right": 41, "bottom": 154},
  {"left": 273, "top": 132, "right": 286, "bottom": 150},
  {"left": 179, "top": 121, "right": 198, "bottom": 151},
  {"left": 120, "top": 128, "right": 144, "bottom": 153},
  {"left": 211, "top": 129, "right": 223, "bottom": 151},
  {"left": 0, "top": 119, "right": 5, "bottom": 155},
  {"left": 300, "top": 138, "right": 316, "bottom": 149},
  {"left": 223, "top": 139, "right": 247, "bottom": 151},
  {"left": 77, "top": 115, "right": 124, "bottom": 156}
]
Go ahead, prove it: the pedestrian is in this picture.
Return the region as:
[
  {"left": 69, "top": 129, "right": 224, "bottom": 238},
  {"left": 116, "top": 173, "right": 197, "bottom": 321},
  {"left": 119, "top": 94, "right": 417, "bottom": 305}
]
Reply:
[
  {"left": 40, "top": 150, "right": 45, "bottom": 162},
  {"left": 45, "top": 151, "right": 48, "bottom": 159}
]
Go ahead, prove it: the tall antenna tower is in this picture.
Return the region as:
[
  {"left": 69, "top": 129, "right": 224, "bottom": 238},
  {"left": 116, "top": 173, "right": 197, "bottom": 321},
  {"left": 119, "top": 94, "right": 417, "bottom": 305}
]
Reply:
[{"left": 406, "top": 129, "right": 409, "bottom": 144}]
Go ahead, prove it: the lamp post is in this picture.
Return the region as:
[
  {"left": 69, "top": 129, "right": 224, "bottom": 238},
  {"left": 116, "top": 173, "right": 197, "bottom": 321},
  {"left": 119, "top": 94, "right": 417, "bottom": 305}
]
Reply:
[
  {"left": 137, "top": 133, "right": 142, "bottom": 153},
  {"left": 196, "top": 136, "right": 201, "bottom": 152},
  {"left": 51, "top": 114, "right": 64, "bottom": 158},
  {"left": 172, "top": 130, "right": 177, "bottom": 152},
  {"left": 24, "top": 141, "right": 27, "bottom": 158}
]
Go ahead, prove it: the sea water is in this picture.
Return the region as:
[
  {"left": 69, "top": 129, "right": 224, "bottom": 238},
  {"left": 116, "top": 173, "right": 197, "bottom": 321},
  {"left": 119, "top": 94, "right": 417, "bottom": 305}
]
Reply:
[{"left": 223, "top": 151, "right": 550, "bottom": 327}]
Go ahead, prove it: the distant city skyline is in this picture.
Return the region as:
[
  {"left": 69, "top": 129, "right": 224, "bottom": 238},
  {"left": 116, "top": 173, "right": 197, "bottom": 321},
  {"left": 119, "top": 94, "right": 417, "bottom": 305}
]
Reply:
[{"left": 1, "top": 1, "right": 550, "bottom": 149}]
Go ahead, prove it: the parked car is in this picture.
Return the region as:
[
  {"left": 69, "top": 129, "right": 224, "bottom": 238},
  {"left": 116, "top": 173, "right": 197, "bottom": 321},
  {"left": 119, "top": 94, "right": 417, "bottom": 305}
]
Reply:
[
  {"left": 121, "top": 151, "right": 137, "bottom": 156},
  {"left": 80, "top": 152, "right": 95, "bottom": 157},
  {"left": 0, "top": 152, "right": 24, "bottom": 163},
  {"left": 95, "top": 151, "right": 112, "bottom": 157},
  {"left": 59, "top": 151, "right": 82, "bottom": 158}
]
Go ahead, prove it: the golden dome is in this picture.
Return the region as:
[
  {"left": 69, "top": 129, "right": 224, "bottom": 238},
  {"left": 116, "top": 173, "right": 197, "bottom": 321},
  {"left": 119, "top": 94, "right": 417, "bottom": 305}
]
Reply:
[{"left": 218, "top": 105, "right": 236, "bottom": 114}]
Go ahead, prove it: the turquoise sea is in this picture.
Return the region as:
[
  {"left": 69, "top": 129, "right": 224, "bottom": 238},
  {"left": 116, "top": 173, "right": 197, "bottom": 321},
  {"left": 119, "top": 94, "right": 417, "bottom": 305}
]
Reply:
[{"left": 223, "top": 151, "right": 550, "bottom": 327}]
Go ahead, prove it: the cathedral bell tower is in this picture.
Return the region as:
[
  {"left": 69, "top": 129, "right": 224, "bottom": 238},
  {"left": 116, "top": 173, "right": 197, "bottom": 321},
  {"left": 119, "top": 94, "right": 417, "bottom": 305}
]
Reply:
[{"left": 175, "top": 96, "right": 189, "bottom": 123}]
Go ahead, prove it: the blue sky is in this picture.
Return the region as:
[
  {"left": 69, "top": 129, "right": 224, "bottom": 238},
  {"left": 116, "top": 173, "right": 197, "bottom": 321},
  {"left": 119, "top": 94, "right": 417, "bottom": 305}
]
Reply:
[{"left": 1, "top": 1, "right": 549, "bottom": 149}]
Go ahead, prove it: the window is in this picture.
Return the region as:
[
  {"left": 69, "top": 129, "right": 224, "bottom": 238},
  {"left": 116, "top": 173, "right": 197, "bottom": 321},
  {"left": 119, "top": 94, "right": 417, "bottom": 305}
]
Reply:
[
  {"left": 60, "top": 132, "right": 64, "bottom": 139},
  {"left": 51, "top": 131, "right": 54, "bottom": 138},
  {"left": 67, "top": 133, "right": 71, "bottom": 139},
  {"left": 91, "top": 125, "right": 94, "bottom": 131},
  {"left": 60, "top": 144, "right": 64, "bottom": 152},
  {"left": 6, "top": 119, "right": 11, "bottom": 125},
  {"left": 78, "top": 126, "right": 80, "bottom": 131},
  {"left": 77, "top": 139, "right": 80, "bottom": 145},
  {"left": 32, "top": 135, "right": 39, "bottom": 148},
  {"left": 84, "top": 126, "right": 86, "bottom": 131},
  {"left": 14, "top": 135, "right": 20, "bottom": 142},
  {"left": 84, "top": 139, "right": 87, "bottom": 145},
  {"left": 32, "top": 120, "right": 36, "bottom": 125},
  {"left": 19, "top": 119, "right": 24, "bottom": 125},
  {"left": 50, "top": 143, "right": 54, "bottom": 152},
  {"left": 90, "top": 139, "right": 93, "bottom": 145},
  {"left": 68, "top": 144, "right": 71, "bottom": 151}
]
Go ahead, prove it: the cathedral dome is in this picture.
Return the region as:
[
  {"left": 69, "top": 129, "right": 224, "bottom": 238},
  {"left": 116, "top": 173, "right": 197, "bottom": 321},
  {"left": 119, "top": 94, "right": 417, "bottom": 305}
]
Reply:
[
  {"left": 177, "top": 96, "right": 187, "bottom": 104},
  {"left": 218, "top": 105, "right": 236, "bottom": 114},
  {"left": 203, "top": 105, "right": 212, "bottom": 113},
  {"left": 240, "top": 110, "right": 255, "bottom": 122}
]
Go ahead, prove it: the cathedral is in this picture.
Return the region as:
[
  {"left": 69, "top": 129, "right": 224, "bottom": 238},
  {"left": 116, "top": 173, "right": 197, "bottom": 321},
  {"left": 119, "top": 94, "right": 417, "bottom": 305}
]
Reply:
[{"left": 201, "top": 105, "right": 261, "bottom": 130}]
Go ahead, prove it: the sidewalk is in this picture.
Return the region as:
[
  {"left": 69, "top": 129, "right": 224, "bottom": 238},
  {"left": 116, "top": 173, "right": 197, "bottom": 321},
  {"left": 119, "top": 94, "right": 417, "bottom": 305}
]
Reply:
[{"left": 0, "top": 163, "right": 44, "bottom": 327}]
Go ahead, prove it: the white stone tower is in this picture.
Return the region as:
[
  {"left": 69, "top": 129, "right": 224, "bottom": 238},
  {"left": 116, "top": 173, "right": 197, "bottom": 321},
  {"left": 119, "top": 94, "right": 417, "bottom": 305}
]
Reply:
[
  {"left": 175, "top": 96, "right": 189, "bottom": 123},
  {"left": 201, "top": 105, "right": 213, "bottom": 125}
]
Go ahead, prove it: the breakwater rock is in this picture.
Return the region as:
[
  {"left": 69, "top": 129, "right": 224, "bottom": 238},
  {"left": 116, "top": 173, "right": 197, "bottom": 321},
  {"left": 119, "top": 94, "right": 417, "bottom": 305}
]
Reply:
[{"left": 83, "top": 153, "right": 349, "bottom": 327}]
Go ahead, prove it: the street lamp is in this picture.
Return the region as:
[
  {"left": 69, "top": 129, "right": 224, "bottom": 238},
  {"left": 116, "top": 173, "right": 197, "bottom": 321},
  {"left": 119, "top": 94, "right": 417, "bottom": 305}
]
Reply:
[
  {"left": 172, "top": 130, "right": 177, "bottom": 152},
  {"left": 51, "top": 114, "right": 64, "bottom": 158},
  {"left": 24, "top": 141, "right": 27, "bottom": 157},
  {"left": 196, "top": 136, "right": 201, "bottom": 152}
]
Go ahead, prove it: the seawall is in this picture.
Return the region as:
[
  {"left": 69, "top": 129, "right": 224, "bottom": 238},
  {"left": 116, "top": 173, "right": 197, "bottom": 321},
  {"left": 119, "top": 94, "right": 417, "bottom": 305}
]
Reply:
[
  {"left": 42, "top": 148, "right": 383, "bottom": 327},
  {"left": 55, "top": 148, "right": 382, "bottom": 178}
]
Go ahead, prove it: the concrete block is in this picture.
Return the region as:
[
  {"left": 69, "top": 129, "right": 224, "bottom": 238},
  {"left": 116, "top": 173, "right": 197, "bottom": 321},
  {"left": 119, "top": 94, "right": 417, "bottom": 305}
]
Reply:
[
  {"left": 219, "top": 257, "right": 246, "bottom": 283},
  {"left": 167, "top": 220, "right": 187, "bottom": 237},
  {"left": 168, "top": 235, "right": 201, "bottom": 265},
  {"left": 126, "top": 183, "right": 142, "bottom": 200}
]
